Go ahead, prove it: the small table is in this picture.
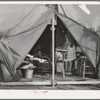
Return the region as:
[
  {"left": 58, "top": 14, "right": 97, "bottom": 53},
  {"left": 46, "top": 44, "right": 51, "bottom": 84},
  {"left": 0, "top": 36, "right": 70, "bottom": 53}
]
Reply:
[{"left": 56, "top": 49, "right": 67, "bottom": 78}]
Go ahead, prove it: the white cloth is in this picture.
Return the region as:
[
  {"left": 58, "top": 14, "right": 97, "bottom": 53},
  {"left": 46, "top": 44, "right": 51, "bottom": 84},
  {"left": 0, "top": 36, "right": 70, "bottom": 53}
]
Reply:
[
  {"left": 33, "top": 57, "right": 47, "bottom": 63},
  {"left": 20, "top": 63, "right": 36, "bottom": 69},
  {"left": 55, "top": 51, "right": 63, "bottom": 61}
]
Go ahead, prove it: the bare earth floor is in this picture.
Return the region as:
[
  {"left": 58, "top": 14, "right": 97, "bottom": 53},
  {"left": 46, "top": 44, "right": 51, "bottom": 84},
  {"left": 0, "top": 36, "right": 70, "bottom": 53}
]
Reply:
[{"left": 0, "top": 74, "right": 100, "bottom": 90}]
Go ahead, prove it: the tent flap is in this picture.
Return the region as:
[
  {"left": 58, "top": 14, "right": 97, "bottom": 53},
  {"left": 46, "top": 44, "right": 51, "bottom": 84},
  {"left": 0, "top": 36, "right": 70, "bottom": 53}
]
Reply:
[
  {"left": 0, "top": 8, "right": 54, "bottom": 81},
  {"left": 56, "top": 12, "right": 99, "bottom": 68}
]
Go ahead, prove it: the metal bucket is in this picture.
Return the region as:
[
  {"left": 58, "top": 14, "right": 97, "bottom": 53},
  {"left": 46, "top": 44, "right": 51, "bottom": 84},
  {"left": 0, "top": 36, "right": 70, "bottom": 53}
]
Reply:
[{"left": 22, "top": 69, "right": 34, "bottom": 79}]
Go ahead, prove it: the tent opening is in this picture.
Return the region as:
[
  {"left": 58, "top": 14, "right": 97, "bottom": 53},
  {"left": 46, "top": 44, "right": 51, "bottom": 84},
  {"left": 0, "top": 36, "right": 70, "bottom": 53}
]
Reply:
[
  {"left": 29, "top": 25, "right": 52, "bottom": 60},
  {"left": 18, "top": 25, "right": 53, "bottom": 81},
  {"left": 13, "top": 17, "right": 96, "bottom": 82}
]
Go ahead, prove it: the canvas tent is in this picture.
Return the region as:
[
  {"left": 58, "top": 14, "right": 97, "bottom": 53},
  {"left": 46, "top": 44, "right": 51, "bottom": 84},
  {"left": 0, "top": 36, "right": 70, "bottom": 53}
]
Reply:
[{"left": 0, "top": 5, "right": 99, "bottom": 82}]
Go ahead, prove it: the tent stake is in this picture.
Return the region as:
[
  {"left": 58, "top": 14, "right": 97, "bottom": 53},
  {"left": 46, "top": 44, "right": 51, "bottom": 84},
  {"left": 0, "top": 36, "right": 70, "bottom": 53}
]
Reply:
[{"left": 52, "top": 16, "right": 55, "bottom": 87}]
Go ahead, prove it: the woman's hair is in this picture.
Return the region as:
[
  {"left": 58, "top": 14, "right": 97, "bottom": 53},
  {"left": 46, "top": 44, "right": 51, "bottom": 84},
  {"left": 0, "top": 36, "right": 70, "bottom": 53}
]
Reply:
[{"left": 70, "top": 43, "right": 74, "bottom": 47}]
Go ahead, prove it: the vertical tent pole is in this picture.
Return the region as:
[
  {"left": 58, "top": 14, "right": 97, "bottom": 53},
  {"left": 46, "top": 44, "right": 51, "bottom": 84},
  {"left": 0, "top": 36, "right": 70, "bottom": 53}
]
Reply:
[
  {"left": 97, "top": 38, "right": 100, "bottom": 78},
  {"left": 52, "top": 16, "right": 55, "bottom": 87}
]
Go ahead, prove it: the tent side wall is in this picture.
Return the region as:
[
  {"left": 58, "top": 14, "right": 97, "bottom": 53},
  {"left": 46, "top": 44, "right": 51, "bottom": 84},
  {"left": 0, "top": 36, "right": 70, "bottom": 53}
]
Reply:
[{"left": 0, "top": 9, "right": 54, "bottom": 81}]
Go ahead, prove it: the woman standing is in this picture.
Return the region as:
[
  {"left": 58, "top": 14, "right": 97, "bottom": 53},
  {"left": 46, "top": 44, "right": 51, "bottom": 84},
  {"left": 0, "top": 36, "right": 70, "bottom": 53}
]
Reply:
[{"left": 64, "top": 34, "right": 76, "bottom": 75}]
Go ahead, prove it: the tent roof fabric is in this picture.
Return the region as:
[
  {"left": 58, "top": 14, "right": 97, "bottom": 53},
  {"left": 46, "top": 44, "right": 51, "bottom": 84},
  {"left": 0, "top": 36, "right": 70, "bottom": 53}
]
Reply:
[
  {"left": 4, "top": 5, "right": 48, "bottom": 38},
  {"left": 0, "top": 5, "right": 99, "bottom": 81}
]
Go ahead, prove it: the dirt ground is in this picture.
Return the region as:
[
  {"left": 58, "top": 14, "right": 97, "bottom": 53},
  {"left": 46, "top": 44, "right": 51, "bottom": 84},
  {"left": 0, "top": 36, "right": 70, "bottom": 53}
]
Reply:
[{"left": 0, "top": 84, "right": 100, "bottom": 90}]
